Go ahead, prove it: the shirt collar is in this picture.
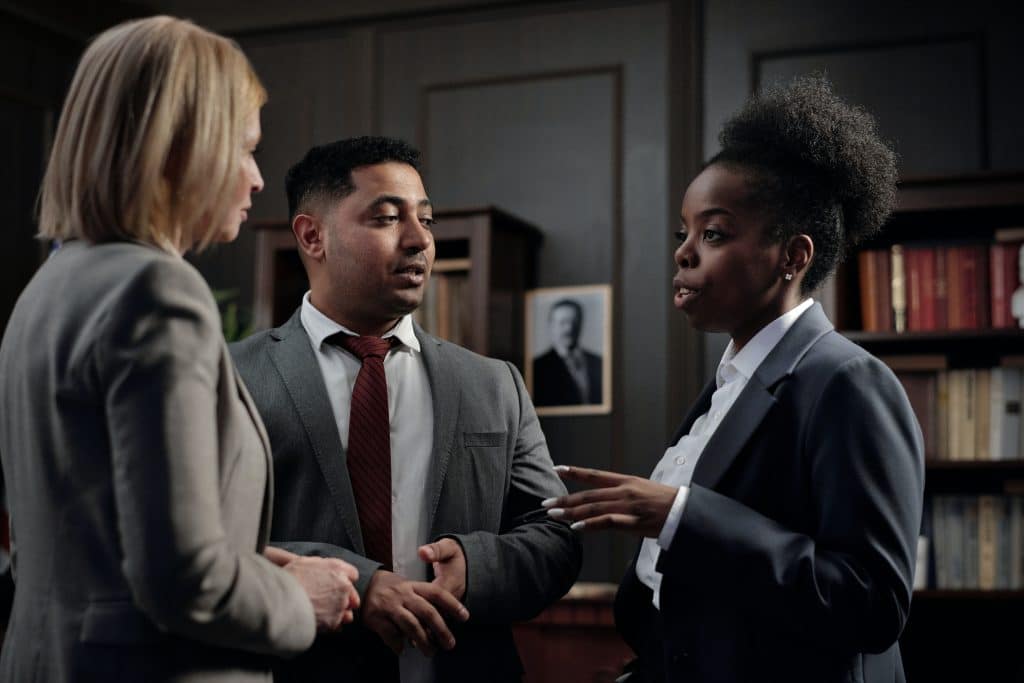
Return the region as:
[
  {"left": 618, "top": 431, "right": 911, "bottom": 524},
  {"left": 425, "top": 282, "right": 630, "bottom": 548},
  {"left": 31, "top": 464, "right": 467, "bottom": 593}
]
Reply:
[
  {"left": 716, "top": 297, "right": 814, "bottom": 387},
  {"left": 300, "top": 291, "right": 421, "bottom": 353}
]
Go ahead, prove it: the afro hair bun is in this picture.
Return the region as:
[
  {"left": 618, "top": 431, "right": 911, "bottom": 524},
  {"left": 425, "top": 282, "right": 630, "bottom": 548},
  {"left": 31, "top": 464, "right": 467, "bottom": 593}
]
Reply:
[{"left": 718, "top": 75, "right": 898, "bottom": 249}]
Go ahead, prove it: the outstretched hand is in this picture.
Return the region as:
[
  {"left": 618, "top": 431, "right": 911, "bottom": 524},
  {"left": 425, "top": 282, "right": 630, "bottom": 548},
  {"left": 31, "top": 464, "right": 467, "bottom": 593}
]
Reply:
[
  {"left": 418, "top": 538, "right": 467, "bottom": 602},
  {"left": 544, "top": 465, "right": 678, "bottom": 538}
]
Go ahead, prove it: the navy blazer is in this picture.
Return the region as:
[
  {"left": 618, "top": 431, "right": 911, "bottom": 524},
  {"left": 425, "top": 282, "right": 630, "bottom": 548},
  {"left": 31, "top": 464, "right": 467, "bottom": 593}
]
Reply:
[{"left": 615, "top": 303, "right": 924, "bottom": 683}]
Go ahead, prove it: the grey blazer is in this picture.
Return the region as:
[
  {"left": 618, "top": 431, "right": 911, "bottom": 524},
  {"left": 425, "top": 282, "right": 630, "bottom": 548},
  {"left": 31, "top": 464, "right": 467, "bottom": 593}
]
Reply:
[
  {"left": 0, "top": 242, "right": 315, "bottom": 682},
  {"left": 230, "top": 310, "right": 582, "bottom": 682}
]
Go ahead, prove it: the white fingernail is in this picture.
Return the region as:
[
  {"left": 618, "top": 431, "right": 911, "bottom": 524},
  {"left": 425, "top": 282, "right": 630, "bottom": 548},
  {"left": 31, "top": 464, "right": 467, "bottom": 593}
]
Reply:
[
  {"left": 541, "top": 498, "right": 557, "bottom": 508},
  {"left": 547, "top": 508, "right": 565, "bottom": 519},
  {"left": 570, "top": 521, "right": 586, "bottom": 531},
  {"left": 554, "top": 465, "right": 570, "bottom": 472}
]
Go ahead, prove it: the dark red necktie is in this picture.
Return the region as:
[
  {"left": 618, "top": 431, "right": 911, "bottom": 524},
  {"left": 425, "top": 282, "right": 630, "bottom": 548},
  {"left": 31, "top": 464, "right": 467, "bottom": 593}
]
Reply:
[{"left": 334, "top": 334, "right": 395, "bottom": 570}]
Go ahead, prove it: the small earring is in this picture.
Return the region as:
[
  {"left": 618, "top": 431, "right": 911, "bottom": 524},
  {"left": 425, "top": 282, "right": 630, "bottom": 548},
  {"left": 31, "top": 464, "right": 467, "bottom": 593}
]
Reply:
[{"left": 783, "top": 273, "right": 793, "bottom": 281}]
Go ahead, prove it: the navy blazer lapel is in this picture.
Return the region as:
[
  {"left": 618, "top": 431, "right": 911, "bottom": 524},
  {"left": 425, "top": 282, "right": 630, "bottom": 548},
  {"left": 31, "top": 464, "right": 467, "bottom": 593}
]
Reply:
[
  {"left": 690, "top": 303, "right": 834, "bottom": 491},
  {"left": 267, "top": 311, "right": 365, "bottom": 554},
  {"left": 415, "top": 324, "right": 461, "bottom": 536}
]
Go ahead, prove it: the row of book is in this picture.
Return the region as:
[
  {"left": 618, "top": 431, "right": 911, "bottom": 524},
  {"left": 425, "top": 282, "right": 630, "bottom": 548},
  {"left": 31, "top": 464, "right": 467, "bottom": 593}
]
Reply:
[
  {"left": 929, "top": 495, "right": 1023, "bottom": 590},
  {"left": 857, "top": 229, "right": 1023, "bottom": 332},
  {"left": 896, "top": 366, "right": 1022, "bottom": 461}
]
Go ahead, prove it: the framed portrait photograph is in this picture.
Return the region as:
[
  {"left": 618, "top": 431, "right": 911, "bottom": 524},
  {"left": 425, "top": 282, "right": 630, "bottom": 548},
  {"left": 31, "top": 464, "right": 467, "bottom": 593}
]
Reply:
[{"left": 525, "top": 284, "right": 612, "bottom": 416}]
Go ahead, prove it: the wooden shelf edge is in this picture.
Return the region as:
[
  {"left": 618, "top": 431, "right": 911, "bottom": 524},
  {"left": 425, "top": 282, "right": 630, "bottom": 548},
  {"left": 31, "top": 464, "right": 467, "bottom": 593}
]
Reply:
[
  {"left": 913, "top": 589, "right": 1024, "bottom": 600},
  {"left": 925, "top": 460, "right": 1024, "bottom": 470},
  {"left": 842, "top": 329, "right": 1024, "bottom": 343},
  {"left": 895, "top": 171, "right": 1024, "bottom": 212}
]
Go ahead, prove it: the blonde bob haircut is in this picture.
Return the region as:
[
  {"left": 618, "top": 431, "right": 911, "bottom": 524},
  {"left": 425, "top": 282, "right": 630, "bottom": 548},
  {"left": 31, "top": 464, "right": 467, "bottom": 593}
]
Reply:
[{"left": 37, "top": 15, "right": 267, "bottom": 252}]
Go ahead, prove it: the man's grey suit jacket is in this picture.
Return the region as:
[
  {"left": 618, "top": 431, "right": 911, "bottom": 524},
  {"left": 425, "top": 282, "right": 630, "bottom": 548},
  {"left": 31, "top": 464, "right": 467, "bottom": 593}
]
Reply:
[{"left": 230, "top": 310, "right": 582, "bottom": 682}]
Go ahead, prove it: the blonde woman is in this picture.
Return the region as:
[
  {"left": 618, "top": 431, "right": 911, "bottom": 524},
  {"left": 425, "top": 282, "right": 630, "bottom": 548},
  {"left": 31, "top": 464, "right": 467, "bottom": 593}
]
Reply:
[{"left": 0, "top": 16, "right": 358, "bottom": 682}]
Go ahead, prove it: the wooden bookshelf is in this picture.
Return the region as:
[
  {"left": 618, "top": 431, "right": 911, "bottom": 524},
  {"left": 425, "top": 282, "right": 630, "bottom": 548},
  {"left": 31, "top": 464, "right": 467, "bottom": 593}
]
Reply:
[
  {"left": 833, "top": 172, "right": 1024, "bottom": 682},
  {"left": 252, "top": 206, "right": 542, "bottom": 368}
]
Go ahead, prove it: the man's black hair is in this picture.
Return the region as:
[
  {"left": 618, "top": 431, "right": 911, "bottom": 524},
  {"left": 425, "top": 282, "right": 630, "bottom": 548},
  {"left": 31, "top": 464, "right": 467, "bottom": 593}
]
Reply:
[{"left": 284, "top": 136, "right": 422, "bottom": 220}]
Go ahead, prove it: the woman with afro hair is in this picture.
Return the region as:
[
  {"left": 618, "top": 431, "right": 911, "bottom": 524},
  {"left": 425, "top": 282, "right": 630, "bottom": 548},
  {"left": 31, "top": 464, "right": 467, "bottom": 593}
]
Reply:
[{"left": 543, "top": 76, "right": 924, "bottom": 683}]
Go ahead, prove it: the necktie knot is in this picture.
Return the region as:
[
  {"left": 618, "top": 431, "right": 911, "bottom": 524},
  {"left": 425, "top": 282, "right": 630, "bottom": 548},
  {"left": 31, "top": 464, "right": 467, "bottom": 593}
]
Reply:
[{"left": 333, "top": 334, "right": 395, "bottom": 360}]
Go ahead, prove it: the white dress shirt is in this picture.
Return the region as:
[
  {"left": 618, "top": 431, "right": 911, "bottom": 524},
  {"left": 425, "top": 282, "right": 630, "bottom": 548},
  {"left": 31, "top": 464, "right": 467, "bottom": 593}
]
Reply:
[
  {"left": 636, "top": 298, "right": 814, "bottom": 609},
  {"left": 300, "top": 293, "right": 436, "bottom": 683}
]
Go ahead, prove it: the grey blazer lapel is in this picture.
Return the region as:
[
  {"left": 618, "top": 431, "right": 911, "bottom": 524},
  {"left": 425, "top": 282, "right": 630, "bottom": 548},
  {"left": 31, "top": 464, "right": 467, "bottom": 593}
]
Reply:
[
  {"left": 233, "top": 361, "right": 275, "bottom": 548},
  {"left": 415, "top": 324, "right": 461, "bottom": 536},
  {"left": 267, "top": 312, "right": 365, "bottom": 553},
  {"left": 690, "top": 303, "right": 834, "bottom": 491}
]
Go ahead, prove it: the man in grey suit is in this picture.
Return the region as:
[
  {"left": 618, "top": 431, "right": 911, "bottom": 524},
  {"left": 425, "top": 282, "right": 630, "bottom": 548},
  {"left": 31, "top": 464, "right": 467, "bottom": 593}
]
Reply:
[{"left": 230, "top": 136, "right": 581, "bottom": 682}]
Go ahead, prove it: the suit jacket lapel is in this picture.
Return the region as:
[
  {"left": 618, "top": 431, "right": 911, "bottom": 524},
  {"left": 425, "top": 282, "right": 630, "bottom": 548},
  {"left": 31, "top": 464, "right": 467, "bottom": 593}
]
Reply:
[
  {"left": 416, "top": 324, "right": 461, "bottom": 536},
  {"left": 690, "top": 303, "right": 834, "bottom": 491},
  {"left": 267, "top": 311, "right": 365, "bottom": 553}
]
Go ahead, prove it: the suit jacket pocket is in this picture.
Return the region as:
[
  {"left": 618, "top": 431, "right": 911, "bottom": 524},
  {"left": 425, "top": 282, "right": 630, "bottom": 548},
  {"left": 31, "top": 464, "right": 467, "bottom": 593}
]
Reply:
[
  {"left": 80, "top": 600, "right": 164, "bottom": 644},
  {"left": 462, "top": 431, "right": 507, "bottom": 448}
]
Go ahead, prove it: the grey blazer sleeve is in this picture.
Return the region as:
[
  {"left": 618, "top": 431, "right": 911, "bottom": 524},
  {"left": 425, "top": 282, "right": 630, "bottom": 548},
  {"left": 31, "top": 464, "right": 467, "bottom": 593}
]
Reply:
[
  {"left": 98, "top": 259, "right": 315, "bottom": 656},
  {"left": 445, "top": 362, "right": 582, "bottom": 624},
  {"left": 271, "top": 541, "right": 382, "bottom": 599},
  {"left": 659, "top": 355, "right": 923, "bottom": 655}
]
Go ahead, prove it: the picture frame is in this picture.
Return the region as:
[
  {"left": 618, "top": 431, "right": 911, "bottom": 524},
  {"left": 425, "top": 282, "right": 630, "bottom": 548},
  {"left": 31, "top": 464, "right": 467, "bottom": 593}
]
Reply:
[{"left": 524, "top": 284, "right": 612, "bottom": 416}]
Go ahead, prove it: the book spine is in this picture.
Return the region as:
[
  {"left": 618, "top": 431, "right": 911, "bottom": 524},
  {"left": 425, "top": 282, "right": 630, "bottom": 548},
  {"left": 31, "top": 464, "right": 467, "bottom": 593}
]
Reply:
[
  {"left": 858, "top": 250, "right": 878, "bottom": 331},
  {"left": 1011, "top": 496, "right": 1023, "bottom": 590},
  {"left": 934, "top": 246, "right": 949, "bottom": 330},
  {"left": 1002, "top": 368, "right": 1023, "bottom": 460},
  {"left": 919, "top": 247, "right": 937, "bottom": 330},
  {"left": 946, "top": 247, "right": 964, "bottom": 330},
  {"left": 996, "top": 496, "right": 1011, "bottom": 589},
  {"left": 965, "top": 496, "right": 979, "bottom": 589},
  {"left": 906, "top": 248, "right": 923, "bottom": 331},
  {"left": 978, "top": 494, "right": 996, "bottom": 590},
  {"left": 990, "top": 368, "right": 1005, "bottom": 461},
  {"left": 933, "top": 496, "right": 949, "bottom": 588},
  {"left": 991, "top": 243, "right": 1013, "bottom": 329},
  {"left": 891, "top": 245, "right": 907, "bottom": 333},
  {"left": 936, "top": 371, "right": 950, "bottom": 461},
  {"left": 878, "top": 247, "right": 893, "bottom": 331},
  {"left": 976, "top": 368, "right": 992, "bottom": 461},
  {"left": 962, "top": 370, "right": 978, "bottom": 461}
]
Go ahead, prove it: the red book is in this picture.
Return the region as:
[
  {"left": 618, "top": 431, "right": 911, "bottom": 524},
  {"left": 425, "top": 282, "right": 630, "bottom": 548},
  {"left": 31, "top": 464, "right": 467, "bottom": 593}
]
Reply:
[
  {"left": 918, "top": 247, "right": 938, "bottom": 330},
  {"left": 857, "top": 249, "right": 893, "bottom": 332},
  {"left": 934, "top": 246, "right": 949, "bottom": 330},
  {"left": 906, "top": 248, "right": 924, "bottom": 331},
  {"left": 877, "top": 248, "right": 893, "bottom": 331},
  {"left": 946, "top": 247, "right": 964, "bottom": 330},
  {"left": 904, "top": 247, "right": 938, "bottom": 331},
  {"left": 959, "top": 245, "right": 990, "bottom": 330},
  {"left": 858, "top": 250, "right": 878, "bottom": 331},
  {"left": 990, "top": 241, "right": 1022, "bottom": 329},
  {"left": 945, "top": 245, "right": 990, "bottom": 330}
]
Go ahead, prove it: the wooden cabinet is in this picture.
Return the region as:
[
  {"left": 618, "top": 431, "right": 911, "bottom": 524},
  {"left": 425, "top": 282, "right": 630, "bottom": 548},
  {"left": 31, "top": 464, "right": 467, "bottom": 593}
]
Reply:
[
  {"left": 830, "top": 171, "right": 1024, "bottom": 681},
  {"left": 252, "top": 206, "right": 541, "bottom": 368},
  {"left": 512, "top": 583, "right": 633, "bottom": 683}
]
